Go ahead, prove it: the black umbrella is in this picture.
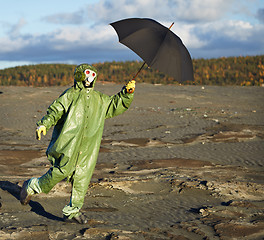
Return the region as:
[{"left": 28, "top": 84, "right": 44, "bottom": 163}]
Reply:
[{"left": 110, "top": 18, "right": 194, "bottom": 82}]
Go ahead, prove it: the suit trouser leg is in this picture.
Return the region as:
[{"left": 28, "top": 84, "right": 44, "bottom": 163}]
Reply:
[
  {"left": 27, "top": 167, "right": 68, "bottom": 195},
  {"left": 62, "top": 163, "right": 96, "bottom": 218}
]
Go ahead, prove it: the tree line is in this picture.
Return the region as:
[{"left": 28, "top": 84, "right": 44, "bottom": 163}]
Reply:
[{"left": 0, "top": 55, "right": 263, "bottom": 86}]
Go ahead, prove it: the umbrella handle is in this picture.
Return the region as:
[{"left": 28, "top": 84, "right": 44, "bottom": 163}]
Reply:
[{"left": 126, "top": 62, "right": 146, "bottom": 93}]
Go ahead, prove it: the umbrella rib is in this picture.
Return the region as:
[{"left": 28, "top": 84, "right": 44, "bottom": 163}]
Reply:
[
  {"left": 125, "top": 23, "right": 175, "bottom": 80},
  {"left": 148, "top": 22, "right": 174, "bottom": 67},
  {"left": 148, "top": 28, "right": 171, "bottom": 67}
]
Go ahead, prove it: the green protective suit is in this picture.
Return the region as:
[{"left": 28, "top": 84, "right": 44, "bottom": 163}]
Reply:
[{"left": 30, "top": 64, "right": 134, "bottom": 218}]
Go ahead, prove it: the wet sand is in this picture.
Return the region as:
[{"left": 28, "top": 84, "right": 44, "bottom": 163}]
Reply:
[{"left": 0, "top": 83, "right": 264, "bottom": 239}]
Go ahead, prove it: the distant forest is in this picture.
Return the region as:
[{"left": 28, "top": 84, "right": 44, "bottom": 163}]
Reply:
[{"left": 0, "top": 55, "right": 263, "bottom": 86}]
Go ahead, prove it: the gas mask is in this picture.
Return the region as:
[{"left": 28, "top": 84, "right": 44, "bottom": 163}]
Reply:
[
  {"left": 74, "top": 64, "right": 97, "bottom": 88},
  {"left": 83, "top": 69, "right": 97, "bottom": 87}
]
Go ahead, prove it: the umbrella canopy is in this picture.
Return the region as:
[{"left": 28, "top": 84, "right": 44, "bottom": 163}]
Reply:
[{"left": 110, "top": 18, "right": 194, "bottom": 82}]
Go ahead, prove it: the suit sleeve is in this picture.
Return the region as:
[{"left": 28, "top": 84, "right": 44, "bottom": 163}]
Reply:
[
  {"left": 105, "top": 87, "right": 134, "bottom": 119},
  {"left": 36, "top": 90, "right": 72, "bottom": 131}
]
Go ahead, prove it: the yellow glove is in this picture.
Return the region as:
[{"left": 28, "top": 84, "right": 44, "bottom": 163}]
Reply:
[
  {"left": 125, "top": 80, "right": 136, "bottom": 93},
  {"left": 36, "top": 125, "right": 46, "bottom": 140}
]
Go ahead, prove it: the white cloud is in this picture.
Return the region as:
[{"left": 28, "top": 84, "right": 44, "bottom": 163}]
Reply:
[
  {"left": 88, "top": 0, "right": 236, "bottom": 23},
  {"left": 0, "top": 0, "right": 263, "bottom": 67},
  {"left": 197, "top": 20, "right": 254, "bottom": 42},
  {"left": 165, "top": 22, "right": 207, "bottom": 49},
  {"left": 50, "top": 24, "right": 115, "bottom": 50},
  {"left": 190, "top": 19, "right": 264, "bottom": 57},
  {"left": 0, "top": 36, "right": 31, "bottom": 53},
  {"left": 43, "top": 10, "right": 85, "bottom": 25},
  {"left": 169, "top": 0, "right": 235, "bottom": 22},
  {"left": 222, "top": 20, "right": 253, "bottom": 40},
  {"left": 8, "top": 18, "right": 27, "bottom": 38}
]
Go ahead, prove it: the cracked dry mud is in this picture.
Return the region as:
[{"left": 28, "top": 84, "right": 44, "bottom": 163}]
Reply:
[{"left": 0, "top": 84, "right": 263, "bottom": 239}]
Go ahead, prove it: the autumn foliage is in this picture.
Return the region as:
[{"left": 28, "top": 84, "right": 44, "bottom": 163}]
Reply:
[{"left": 0, "top": 55, "right": 263, "bottom": 86}]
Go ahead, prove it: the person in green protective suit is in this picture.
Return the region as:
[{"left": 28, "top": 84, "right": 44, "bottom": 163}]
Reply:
[{"left": 20, "top": 63, "right": 135, "bottom": 224}]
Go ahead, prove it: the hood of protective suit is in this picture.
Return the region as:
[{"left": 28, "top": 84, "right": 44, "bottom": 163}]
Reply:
[{"left": 74, "top": 63, "right": 98, "bottom": 89}]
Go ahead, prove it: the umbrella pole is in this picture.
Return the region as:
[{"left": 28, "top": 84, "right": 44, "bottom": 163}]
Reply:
[
  {"left": 131, "top": 22, "right": 174, "bottom": 81},
  {"left": 132, "top": 61, "right": 146, "bottom": 80}
]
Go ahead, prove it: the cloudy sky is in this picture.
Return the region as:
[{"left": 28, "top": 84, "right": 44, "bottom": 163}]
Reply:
[{"left": 0, "top": 0, "right": 263, "bottom": 69}]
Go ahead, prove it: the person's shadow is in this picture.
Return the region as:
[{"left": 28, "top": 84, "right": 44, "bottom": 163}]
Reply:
[{"left": 0, "top": 181, "right": 64, "bottom": 222}]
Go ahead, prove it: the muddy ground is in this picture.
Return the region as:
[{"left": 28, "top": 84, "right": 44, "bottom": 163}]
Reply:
[{"left": 0, "top": 83, "right": 263, "bottom": 239}]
